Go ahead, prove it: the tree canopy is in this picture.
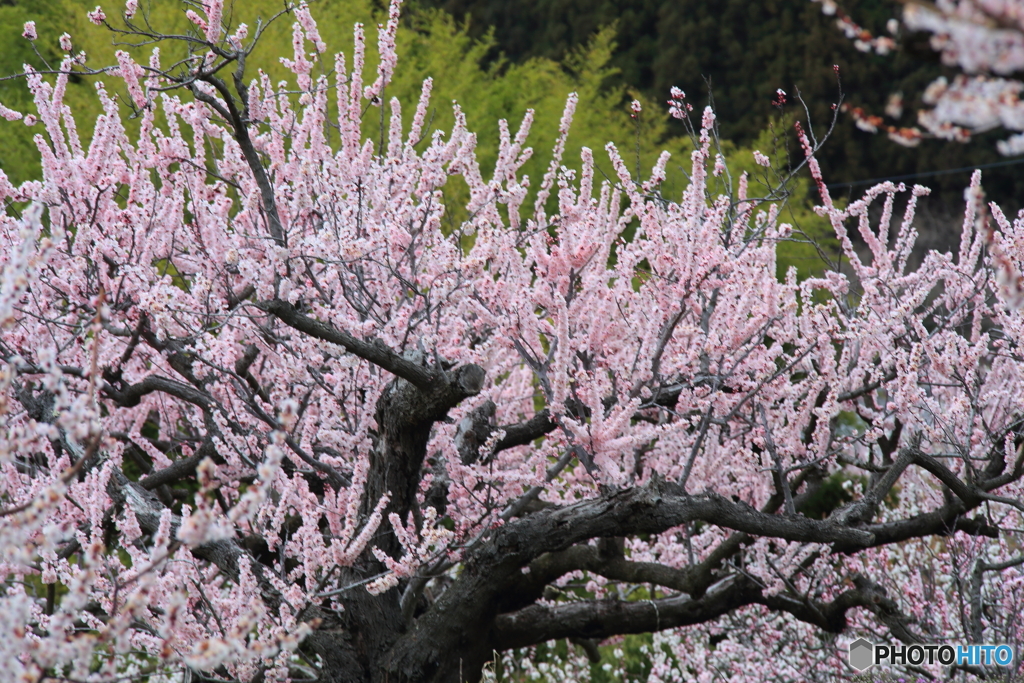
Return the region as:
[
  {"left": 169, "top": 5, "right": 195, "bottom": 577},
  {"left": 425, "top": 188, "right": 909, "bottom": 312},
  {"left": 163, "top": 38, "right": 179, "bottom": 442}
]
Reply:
[{"left": 2, "top": 2, "right": 1024, "bottom": 683}]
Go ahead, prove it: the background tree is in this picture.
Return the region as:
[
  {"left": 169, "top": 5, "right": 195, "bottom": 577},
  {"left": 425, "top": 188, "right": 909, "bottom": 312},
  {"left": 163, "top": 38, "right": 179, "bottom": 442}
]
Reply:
[
  {"left": 2, "top": 1, "right": 1024, "bottom": 682},
  {"left": 807, "top": 0, "right": 1024, "bottom": 156}
]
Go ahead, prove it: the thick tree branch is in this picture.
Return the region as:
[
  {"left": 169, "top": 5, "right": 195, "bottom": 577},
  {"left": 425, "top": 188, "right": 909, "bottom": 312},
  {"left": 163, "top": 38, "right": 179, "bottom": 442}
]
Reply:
[
  {"left": 496, "top": 571, "right": 923, "bottom": 653},
  {"left": 493, "top": 577, "right": 753, "bottom": 649},
  {"left": 519, "top": 544, "right": 701, "bottom": 601},
  {"left": 830, "top": 440, "right": 916, "bottom": 526},
  {"left": 364, "top": 362, "right": 487, "bottom": 538},
  {"left": 911, "top": 449, "right": 983, "bottom": 507},
  {"left": 261, "top": 299, "right": 438, "bottom": 391},
  {"left": 386, "top": 481, "right": 875, "bottom": 680},
  {"left": 101, "top": 374, "right": 214, "bottom": 410},
  {"left": 191, "top": 76, "right": 285, "bottom": 246},
  {"left": 495, "top": 409, "right": 557, "bottom": 451},
  {"left": 851, "top": 505, "right": 999, "bottom": 551},
  {"left": 759, "top": 572, "right": 923, "bottom": 640},
  {"left": 139, "top": 439, "right": 214, "bottom": 490}
]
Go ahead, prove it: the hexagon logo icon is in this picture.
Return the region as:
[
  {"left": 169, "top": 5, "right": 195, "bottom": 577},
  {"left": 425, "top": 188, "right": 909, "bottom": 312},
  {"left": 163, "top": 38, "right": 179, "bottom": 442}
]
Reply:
[{"left": 849, "top": 638, "right": 874, "bottom": 671}]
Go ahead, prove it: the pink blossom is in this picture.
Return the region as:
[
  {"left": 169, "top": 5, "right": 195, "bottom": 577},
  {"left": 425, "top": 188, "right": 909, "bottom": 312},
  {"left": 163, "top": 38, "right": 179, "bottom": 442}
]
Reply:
[
  {"left": 818, "top": 0, "right": 1024, "bottom": 154},
  {"left": 185, "top": 9, "right": 207, "bottom": 35},
  {"left": 228, "top": 23, "right": 248, "bottom": 50},
  {"left": 115, "top": 50, "right": 146, "bottom": 107},
  {"left": 295, "top": 3, "right": 326, "bottom": 53},
  {"left": 712, "top": 153, "right": 726, "bottom": 176},
  {"left": 58, "top": 33, "right": 72, "bottom": 51},
  {"left": 363, "top": 0, "right": 402, "bottom": 101},
  {"left": 22, "top": 21, "right": 36, "bottom": 41},
  {"left": 0, "top": 102, "right": 23, "bottom": 121},
  {"left": 201, "top": 0, "right": 222, "bottom": 43},
  {"left": 86, "top": 5, "right": 105, "bottom": 25},
  {"left": 667, "top": 86, "right": 693, "bottom": 119}
]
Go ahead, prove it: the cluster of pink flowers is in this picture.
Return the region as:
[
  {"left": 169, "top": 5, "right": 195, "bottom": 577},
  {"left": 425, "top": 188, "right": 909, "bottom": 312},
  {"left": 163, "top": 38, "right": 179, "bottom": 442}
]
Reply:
[
  {"left": 667, "top": 86, "right": 692, "bottom": 119},
  {"left": 363, "top": 0, "right": 402, "bottom": 102},
  {"left": 810, "top": 0, "right": 898, "bottom": 54},
  {"left": 86, "top": 6, "right": 105, "bottom": 26}
]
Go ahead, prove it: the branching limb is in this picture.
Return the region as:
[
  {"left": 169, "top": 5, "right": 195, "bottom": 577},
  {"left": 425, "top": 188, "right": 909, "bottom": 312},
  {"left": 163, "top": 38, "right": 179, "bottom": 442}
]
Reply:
[{"left": 261, "top": 299, "right": 439, "bottom": 391}]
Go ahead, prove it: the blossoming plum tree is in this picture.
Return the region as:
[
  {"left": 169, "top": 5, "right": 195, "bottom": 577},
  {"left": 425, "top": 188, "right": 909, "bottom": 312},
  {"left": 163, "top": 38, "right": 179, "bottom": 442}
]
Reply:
[{"left": 2, "top": 1, "right": 1024, "bottom": 682}]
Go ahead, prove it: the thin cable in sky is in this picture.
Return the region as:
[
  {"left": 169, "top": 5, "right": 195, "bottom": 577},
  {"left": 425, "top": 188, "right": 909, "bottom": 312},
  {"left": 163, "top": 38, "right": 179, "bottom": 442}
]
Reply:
[{"left": 826, "top": 156, "right": 1024, "bottom": 190}]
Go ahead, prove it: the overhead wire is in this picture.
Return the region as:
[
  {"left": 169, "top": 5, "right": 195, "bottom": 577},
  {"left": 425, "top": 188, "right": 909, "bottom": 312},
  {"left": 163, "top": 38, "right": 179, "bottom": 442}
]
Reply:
[{"left": 826, "top": 156, "right": 1024, "bottom": 190}]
